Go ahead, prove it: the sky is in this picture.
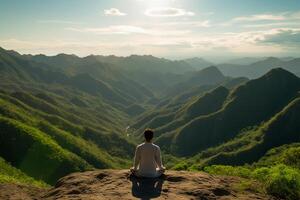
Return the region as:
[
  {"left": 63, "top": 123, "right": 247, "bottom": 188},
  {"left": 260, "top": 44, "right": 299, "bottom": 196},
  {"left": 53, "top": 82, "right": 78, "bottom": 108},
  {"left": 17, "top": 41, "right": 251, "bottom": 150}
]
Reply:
[{"left": 0, "top": 0, "right": 300, "bottom": 59}]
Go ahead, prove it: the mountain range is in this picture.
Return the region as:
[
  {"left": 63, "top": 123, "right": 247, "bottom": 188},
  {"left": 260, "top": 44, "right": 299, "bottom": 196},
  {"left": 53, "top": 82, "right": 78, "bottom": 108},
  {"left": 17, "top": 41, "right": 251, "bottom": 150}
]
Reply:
[{"left": 0, "top": 46, "right": 300, "bottom": 195}]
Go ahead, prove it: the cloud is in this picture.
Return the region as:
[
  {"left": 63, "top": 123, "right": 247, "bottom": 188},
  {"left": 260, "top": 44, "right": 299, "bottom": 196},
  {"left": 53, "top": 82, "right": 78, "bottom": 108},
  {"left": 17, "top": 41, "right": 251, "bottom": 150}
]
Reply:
[
  {"left": 290, "top": 11, "right": 300, "bottom": 19},
  {"left": 104, "top": 8, "right": 127, "bottom": 16},
  {"left": 221, "top": 11, "right": 300, "bottom": 28},
  {"left": 228, "top": 11, "right": 300, "bottom": 25},
  {"left": 37, "top": 20, "right": 81, "bottom": 24},
  {"left": 145, "top": 7, "right": 194, "bottom": 17},
  {"left": 0, "top": 38, "right": 195, "bottom": 58},
  {"left": 160, "top": 20, "right": 211, "bottom": 27},
  {"left": 3, "top": 26, "right": 300, "bottom": 58},
  {"left": 2, "top": 29, "right": 299, "bottom": 58},
  {"left": 182, "top": 28, "right": 300, "bottom": 54},
  {"left": 233, "top": 14, "right": 286, "bottom": 22},
  {"left": 202, "top": 28, "right": 300, "bottom": 53},
  {"left": 257, "top": 28, "right": 300, "bottom": 45},
  {"left": 242, "top": 22, "right": 300, "bottom": 28},
  {"left": 66, "top": 25, "right": 190, "bottom": 36},
  {"left": 66, "top": 26, "right": 146, "bottom": 35}
]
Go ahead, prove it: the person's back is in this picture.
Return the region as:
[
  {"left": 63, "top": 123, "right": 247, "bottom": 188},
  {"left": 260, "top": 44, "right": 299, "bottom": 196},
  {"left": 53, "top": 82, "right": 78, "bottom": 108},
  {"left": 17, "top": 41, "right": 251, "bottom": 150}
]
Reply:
[{"left": 131, "top": 129, "right": 165, "bottom": 178}]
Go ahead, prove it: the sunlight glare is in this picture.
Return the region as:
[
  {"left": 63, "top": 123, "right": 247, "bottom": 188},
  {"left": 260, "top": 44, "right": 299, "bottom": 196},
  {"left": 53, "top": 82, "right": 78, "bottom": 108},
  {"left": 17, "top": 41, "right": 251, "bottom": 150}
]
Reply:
[{"left": 137, "top": 0, "right": 174, "bottom": 8}]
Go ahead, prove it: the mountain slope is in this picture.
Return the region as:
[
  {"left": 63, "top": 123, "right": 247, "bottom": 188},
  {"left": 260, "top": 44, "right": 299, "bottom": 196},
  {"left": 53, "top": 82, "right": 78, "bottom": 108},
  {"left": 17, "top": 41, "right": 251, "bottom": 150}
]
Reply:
[
  {"left": 0, "top": 156, "right": 47, "bottom": 187},
  {"left": 255, "top": 143, "right": 300, "bottom": 168},
  {"left": 225, "top": 57, "right": 266, "bottom": 65},
  {"left": 1, "top": 48, "right": 154, "bottom": 105},
  {"left": 158, "top": 68, "right": 300, "bottom": 156},
  {"left": 155, "top": 86, "right": 229, "bottom": 137},
  {"left": 131, "top": 73, "right": 248, "bottom": 140},
  {"left": 0, "top": 82, "right": 135, "bottom": 185},
  {"left": 166, "top": 66, "right": 227, "bottom": 97},
  {"left": 218, "top": 57, "right": 300, "bottom": 78},
  {"left": 183, "top": 57, "right": 214, "bottom": 70},
  {"left": 187, "top": 96, "right": 300, "bottom": 168},
  {"left": 34, "top": 55, "right": 155, "bottom": 102},
  {"left": 0, "top": 47, "right": 139, "bottom": 181},
  {"left": 0, "top": 116, "right": 92, "bottom": 184}
]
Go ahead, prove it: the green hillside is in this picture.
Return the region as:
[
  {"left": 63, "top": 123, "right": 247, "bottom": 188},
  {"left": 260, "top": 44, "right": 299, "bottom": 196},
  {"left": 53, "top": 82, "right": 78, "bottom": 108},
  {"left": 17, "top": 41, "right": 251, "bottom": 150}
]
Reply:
[
  {"left": 256, "top": 143, "right": 300, "bottom": 168},
  {"left": 0, "top": 116, "right": 92, "bottom": 184},
  {"left": 131, "top": 69, "right": 247, "bottom": 139},
  {"left": 176, "top": 97, "right": 300, "bottom": 169},
  {"left": 0, "top": 47, "right": 141, "bottom": 185},
  {"left": 0, "top": 90, "right": 135, "bottom": 160},
  {"left": 0, "top": 90, "right": 134, "bottom": 184},
  {"left": 158, "top": 68, "right": 300, "bottom": 156},
  {"left": 0, "top": 156, "right": 47, "bottom": 187}
]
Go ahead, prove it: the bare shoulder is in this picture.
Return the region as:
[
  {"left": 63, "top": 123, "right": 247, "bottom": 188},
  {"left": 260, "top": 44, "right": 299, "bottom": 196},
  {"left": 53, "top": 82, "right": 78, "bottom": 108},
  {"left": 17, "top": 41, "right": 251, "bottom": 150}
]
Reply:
[
  {"left": 136, "top": 143, "right": 145, "bottom": 149},
  {"left": 152, "top": 143, "right": 160, "bottom": 150}
]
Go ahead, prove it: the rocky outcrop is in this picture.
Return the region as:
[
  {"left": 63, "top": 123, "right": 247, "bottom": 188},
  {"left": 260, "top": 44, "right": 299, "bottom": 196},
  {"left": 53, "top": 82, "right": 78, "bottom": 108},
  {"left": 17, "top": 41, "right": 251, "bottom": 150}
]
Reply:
[
  {"left": 41, "top": 170, "right": 272, "bottom": 200},
  {"left": 0, "top": 183, "right": 46, "bottom": 200}
]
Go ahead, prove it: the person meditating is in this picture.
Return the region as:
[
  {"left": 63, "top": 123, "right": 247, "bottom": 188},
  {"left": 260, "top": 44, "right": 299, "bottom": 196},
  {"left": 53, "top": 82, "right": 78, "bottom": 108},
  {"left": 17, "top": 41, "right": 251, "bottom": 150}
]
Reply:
[{"left": 131, "top": 129, "right": 165, "bottom": 178}]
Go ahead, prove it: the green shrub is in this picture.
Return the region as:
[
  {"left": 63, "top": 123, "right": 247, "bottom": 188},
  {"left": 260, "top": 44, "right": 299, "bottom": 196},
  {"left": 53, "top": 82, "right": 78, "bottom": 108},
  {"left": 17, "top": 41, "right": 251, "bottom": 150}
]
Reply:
[
  {"left": 204, "top": 165, "right": 252, "bottom": 178},
  {"left": 263, "top": 165, "right": 300, "bottom": 200},
  {"left": 204, "top": 164, "right": 300, "bottom": 200},
  {"left": 173, "top": 161, "right": 189, "bottom": 170},
  {"left": 252, "top": 167, "right": 270, "bottom": 182},
  {"left": 282, "top": 147, "right": 300, "bottom": 168}
]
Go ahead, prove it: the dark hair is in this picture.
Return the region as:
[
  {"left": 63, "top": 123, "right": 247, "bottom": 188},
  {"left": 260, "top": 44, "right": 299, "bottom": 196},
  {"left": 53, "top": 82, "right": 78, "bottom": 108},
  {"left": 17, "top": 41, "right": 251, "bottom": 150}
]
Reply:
[{"left": 144, "top": 129, "right": 154, "bottom": 142}]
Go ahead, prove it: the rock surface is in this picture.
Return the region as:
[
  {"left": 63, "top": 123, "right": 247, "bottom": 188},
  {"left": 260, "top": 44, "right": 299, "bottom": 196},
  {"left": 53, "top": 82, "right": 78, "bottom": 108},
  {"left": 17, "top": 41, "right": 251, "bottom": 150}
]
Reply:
[
  {"left": 40, "top": 170, "right": 272, "bottom": 200},
  {"left": 0, "top": 183, "right": 46, "bottom": 200}
]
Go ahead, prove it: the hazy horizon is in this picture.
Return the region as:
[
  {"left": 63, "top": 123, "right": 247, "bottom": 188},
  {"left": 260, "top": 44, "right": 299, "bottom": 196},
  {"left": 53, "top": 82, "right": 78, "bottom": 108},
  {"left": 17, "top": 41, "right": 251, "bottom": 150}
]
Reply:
[
  {"left": 2, "top": 45, "right": 299, "bottom": 64},
  {"left": 1, "top": 0, "right": 300, "bottom": 59}
]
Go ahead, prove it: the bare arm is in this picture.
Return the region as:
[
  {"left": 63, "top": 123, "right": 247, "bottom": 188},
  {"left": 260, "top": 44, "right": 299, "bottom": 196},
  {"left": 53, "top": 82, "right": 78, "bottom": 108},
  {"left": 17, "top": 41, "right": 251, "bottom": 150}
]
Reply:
[
  {"left": 155, "top": 147, "right": 164, "bottom": 170},
  {"left": 133, "top": 146, "right": 140, "bottom": 170}
]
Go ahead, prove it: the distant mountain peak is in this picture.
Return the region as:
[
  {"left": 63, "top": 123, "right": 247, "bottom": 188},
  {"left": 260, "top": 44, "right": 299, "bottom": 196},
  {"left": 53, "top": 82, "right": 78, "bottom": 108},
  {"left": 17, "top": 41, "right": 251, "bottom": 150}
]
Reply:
[
  {"left": 266, "top": 56, "right": 279, "bottom": 60},
  {"left": 202, "top": 65, "right": 218, "bottom": 70},
  {"left": 56, "top": 53, "right": 78, "bottom": 58},
  {"left": 263, "top": 67, "right": 298, "bottom": 79},
  {"left": 0, "top": 47, "right": 21, "bottom": 57},
  {"left": 187, "top": 66, "right": 225, "bottom": 85},
  {"left": 252, "top": 57, "right": 282, "bottom": 65},
  {"left": 185, "top": 57, "right": 208, "bottom": 62},
  {"left": 183, "top": 57, "right": 213, "bottom": 70},
  {"left": 199, "top": 66, "right": 223, "bottom": 75}
]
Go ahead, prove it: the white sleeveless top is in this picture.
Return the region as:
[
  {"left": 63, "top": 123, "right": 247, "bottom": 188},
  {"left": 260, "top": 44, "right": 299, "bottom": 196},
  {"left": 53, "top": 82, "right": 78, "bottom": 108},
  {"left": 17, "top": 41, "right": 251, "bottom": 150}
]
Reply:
[{"left": 133, "top": 142, "right": 164, "bottom": 177}]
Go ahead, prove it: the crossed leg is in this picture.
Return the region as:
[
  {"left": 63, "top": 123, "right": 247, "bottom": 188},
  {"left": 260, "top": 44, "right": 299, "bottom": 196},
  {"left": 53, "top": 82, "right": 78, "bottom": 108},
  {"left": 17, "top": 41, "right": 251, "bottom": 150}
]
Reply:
[{"left": 130, "top": 167, "right": 165, "bottom": 178}]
